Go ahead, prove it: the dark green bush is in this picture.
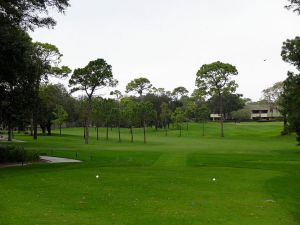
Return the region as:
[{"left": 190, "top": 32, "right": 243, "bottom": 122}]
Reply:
[{"left": 0, "top": 145, "right": 40, "bottom": 163}]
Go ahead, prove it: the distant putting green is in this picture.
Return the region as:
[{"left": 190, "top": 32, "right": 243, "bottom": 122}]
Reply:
[{"left": 1, "top": 122, "right": 300, "bottom": 225}]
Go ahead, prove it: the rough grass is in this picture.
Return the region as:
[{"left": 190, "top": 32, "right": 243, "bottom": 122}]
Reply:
[{"left": 0, "top": 122, "right": 300, "bottom": 225}]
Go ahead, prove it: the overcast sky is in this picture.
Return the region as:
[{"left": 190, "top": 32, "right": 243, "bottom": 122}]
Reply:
[{"left": 30, "top": 0, "right": 300, "bottom": 100}]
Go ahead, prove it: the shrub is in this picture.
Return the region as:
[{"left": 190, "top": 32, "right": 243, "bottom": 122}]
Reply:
[
  {"left": 231, "top": 109, "right": 251, "bottom": 122},
  {"left": 0, "top": 145, "right": 40, "bottom": 163}
]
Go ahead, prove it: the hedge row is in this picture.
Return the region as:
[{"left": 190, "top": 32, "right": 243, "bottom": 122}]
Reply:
[{"left": 0, "top": 145, "right": 40, "bottom": 163}]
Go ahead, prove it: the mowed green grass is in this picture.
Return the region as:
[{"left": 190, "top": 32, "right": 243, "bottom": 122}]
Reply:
[{"left": 1, "top": 122, "right": 300, "bottom": 225}]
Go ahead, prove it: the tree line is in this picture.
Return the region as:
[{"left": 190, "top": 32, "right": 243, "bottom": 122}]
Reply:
[{"left": 16, "top": 75, "right": 248, "bottom": 144}]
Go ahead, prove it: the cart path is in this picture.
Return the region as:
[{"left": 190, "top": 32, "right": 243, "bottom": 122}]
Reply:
[
  {"left": 0, "top": 156, "right": 81, "bottom": 168},
  {"left": 40, "top": 156, "right": 81, "bottom": 163}
]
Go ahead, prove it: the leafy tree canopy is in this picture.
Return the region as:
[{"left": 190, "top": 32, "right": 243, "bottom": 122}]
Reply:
[
  {"left": 171, "top": 107, "right": 185, "bottom": 124},
  {"left": 136, "top": 101, "right": 155, "bottom": 122},
  {"left": 121, "top": 98, "right": 139, "bottom": 126},
  {"left": 0, "top": 0, "right": 70, "bottom": 30},
  {"left": 281, "top": 33, "right": 300, "bottom": 143},
  {"left": 285, "top": 0, "right": 300, "bottom": 14},
  {"left": 126, "top": 77, "right": 152, "bottom": 96},
  {"left": 281, "top": 72, "right": 300, "bottom": 143},
  {"left": 38, "top": 83, "right": 74, "bottom": 134},
  {"left": 207, "top": 93, "right": 245, "bottom": 116},
  {"left": 281, "top": 37, "right": 300, "bottom": 70},
  {"left": 52, "top": 105, "right": 68, "bottom": 126},
  {"left": 150, "top": 87, "right": 167, "bottom": 97},
  {"left": 196, "top": 61, "right": 238, "bottom": 96},
  {"left": 231, "top": 109, "right": 251, "bottom": 121},
  {"left": 110, "top": 90, "right": 123, "bottom": 101},
  {"left": 195, "top": 104, "right": 210, "bottom": 122},
  {"left": 262, "top": 81, "right": 283, "bottom": 112},
  {"left": 160, "top": 102, "right": 171, "bottom": 122},
  {"left": 0, "top": 24, "right": 34, "bottom": 85},
  {"left": 69, "top": 58, "right": 117, "bottom": 99},
  {"left": 172, "top": 86, "right": 189, "bottom": 100},
  {"left": 0, "top": 24, "right": 37, "bottom": 131},
  {"left": 191, "top": 89, "right": 206, "bottom": 103},
  {"left": 33, "top": 42, "right": 71, "bottom": 79}
]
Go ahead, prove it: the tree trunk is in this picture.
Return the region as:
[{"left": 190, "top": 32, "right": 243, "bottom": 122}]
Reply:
[
  {"left": 219, "top": 94, "right": 224, "bottom": 137},
  {"left": 40, "top": 124, "right": 46, "bottom": 135},
  {"left": 46, "top": 122, "right": 51, "bottom": 136},
  {"left": 84, "top": 97, "right": 93, "bottom": 144},
  {"left": 32, "top": 80, "right": 40, "bottom": 140},
  {"left": 118, "top": 126, "right": 121, "bottom": 142},
  {"left": 143, "top": 120, "right": 146, "bottom": 144},
  {"left": 130, "top": 126, "right": 133, "bottom": 143},
  {"left": 33, "top": 114, "right": 38, "bottom": 140},
  {"left": 155, "top": 113, "right": 158, "bottom": 131},
  {"left": 280, "top": 113, "right": 289, "bottom": 135},
  {"left": 106, "top": 122, "right": 109, "bottom": 141},
  {"left": 84, "top": 126, "right": 89, "bottom": 144},
  {"left": 271, "top": 108, "right": 274, "bottom": 118},
  {"left": 96, "top": 127, "right": 99, "bottom": 141},
  {"left": 296, "top": 126, "right": 300, "bottom": 146},
  {"left": 283, "top": 116, "right": 287, "bottom": 128},
  {"left": 7, "top": 123, "right": 12, "bottom": 141},
  {"left": 179, "top": 124, "right": 182, "bottom": 137},
  {"left": 30, "top": 117, "right": 33, "bottom": 136},
  {"left": 59, "top": 124, "right": 62, "bottom": 136}
]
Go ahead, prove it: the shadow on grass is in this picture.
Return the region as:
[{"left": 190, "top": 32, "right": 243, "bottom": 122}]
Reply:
[{"left": 24, "top": 133, "right": 81, "bottom": 138}]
